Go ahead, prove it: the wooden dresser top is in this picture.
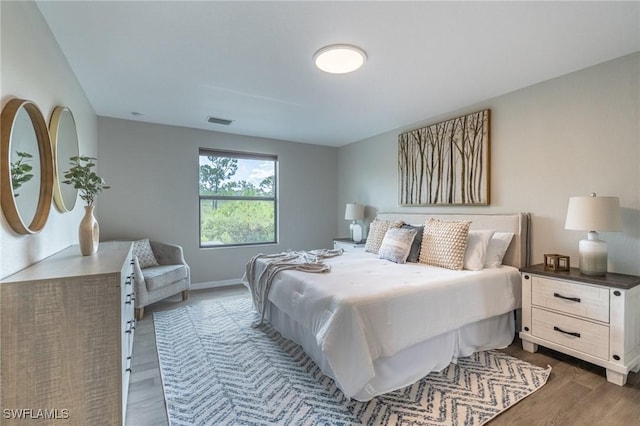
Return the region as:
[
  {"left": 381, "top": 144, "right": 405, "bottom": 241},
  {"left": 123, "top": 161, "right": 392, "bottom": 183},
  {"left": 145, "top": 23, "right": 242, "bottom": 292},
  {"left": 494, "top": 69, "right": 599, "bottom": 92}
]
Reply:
[
  {"left": 0, "top": 241, "right": 132, "bottom": 284},
  {"left": 521, "top": 263, "right": 640, "bottom": 290}
]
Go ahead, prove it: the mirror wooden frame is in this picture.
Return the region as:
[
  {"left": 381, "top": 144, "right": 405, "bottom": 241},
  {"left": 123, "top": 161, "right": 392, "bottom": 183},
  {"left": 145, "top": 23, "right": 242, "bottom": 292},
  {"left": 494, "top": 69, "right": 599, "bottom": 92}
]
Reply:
[
  {"left": 50, "top": 105, "right": 79, "bottom": 213},
  {"left": 1, "top": 99, "right": 54, "bottom": 234}
]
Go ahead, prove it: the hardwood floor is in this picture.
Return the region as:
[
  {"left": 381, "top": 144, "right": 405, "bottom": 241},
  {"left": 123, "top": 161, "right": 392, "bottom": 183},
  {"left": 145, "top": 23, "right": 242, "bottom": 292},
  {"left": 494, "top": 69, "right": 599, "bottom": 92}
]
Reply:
[{"left": 125, "top": 286, "right": 640, "bottom": 425}]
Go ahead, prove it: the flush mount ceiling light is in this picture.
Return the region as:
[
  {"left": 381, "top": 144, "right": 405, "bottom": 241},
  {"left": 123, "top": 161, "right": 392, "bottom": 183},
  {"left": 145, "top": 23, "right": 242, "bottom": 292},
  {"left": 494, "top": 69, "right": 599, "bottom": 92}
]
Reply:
[{"left": 313, "top": 44, "right": 367, "bottom": 74}]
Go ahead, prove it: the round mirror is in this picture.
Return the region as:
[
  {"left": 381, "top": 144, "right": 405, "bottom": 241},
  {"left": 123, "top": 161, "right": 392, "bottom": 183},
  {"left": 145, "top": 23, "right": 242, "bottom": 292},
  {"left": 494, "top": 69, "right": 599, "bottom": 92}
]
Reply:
[
  {"left": 1, "top": 99, "right": 54, "bottom": 234},
  {"left": 50, "top": 106, "right": 79, "bottom": 212}
]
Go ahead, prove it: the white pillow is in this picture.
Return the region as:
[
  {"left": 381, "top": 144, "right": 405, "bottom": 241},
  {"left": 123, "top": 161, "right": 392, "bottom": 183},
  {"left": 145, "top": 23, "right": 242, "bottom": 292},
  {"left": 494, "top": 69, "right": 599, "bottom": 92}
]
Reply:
[
  {"left": 484, "top": 232, "right": 515, "bottom": 268},
  {"left": 378, "top": 227, "right": 417, "bottom": 264},
  {"left": 463, "top": 230, "right": 496, "bottom": 271}
]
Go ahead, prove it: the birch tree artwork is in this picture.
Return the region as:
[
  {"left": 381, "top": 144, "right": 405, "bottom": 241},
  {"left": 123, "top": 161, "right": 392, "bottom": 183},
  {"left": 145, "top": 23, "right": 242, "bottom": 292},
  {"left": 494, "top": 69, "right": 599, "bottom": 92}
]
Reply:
[{"left": 398, "top": 109, "right": 489, "bottom": 205}]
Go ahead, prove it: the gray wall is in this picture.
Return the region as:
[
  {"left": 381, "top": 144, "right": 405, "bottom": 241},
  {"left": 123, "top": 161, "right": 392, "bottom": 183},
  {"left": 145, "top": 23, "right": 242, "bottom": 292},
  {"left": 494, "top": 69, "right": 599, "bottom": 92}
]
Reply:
[
  {"left": 1, "top": 1, "right": 97, "bottom": 279},
  {"left": 97, "top": 118, "right": 338, "bottom": 284},
  {"left": 338, "top": 53, "right": 640, "bottom": 275},
  {"left": 4, "top": 0, "right": 637, "bottom": 283}
]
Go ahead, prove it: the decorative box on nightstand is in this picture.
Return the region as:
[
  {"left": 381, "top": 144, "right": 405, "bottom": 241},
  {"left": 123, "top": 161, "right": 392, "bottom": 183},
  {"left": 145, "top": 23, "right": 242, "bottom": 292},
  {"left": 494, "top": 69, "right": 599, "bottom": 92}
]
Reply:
[
  {"left": 333, "top": 238, "right": 366, "bottom": 252},
  {"left": 520, "top": 264, "right": 640, "bottom": 385}
]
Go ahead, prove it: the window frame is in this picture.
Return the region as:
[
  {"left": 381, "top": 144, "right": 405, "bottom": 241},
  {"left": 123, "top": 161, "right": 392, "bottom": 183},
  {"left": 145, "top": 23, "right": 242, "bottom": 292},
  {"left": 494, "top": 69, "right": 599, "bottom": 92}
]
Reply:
[{"left": 198, "top": 148, "right": 278, "bottom": 248}]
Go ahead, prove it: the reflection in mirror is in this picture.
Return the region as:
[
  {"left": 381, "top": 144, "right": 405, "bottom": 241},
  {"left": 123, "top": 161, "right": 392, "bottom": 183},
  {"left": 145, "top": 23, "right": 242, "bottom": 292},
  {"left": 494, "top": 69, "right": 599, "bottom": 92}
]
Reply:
[
  {"left": 1, "top": 99, "right": 53, "bottom": 234},
  {"left": 50, "top": 106, "right": 79, "bottom": 212},
  {"left": 11, "top": 107, "right": 41, "bottom": 221}
]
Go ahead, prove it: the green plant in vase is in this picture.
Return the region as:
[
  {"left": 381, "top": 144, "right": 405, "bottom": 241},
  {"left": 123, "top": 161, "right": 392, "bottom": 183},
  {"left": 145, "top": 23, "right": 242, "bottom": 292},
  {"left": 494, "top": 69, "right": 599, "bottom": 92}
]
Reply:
[
  {"left": 63, "top": 155, "right": 110, "bottom": 206},
  {"left": 63, "top": 156, "right": 110, "bottom": 255},
  {"left": 10, "top": 151, "right": 34, "bottom": 197}
]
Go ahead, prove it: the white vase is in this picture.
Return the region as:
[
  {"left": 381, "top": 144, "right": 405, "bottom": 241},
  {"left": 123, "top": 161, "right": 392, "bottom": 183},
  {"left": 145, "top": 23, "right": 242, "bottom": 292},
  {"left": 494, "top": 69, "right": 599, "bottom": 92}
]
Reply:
[{"left": 79, "top": 205, "right": 99, "bottom": 256}]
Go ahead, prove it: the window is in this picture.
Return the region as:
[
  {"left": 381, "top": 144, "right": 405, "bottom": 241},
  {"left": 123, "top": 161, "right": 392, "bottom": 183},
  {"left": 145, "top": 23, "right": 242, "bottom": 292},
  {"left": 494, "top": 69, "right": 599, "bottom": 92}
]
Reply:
[{"left": 199, "top": 149, "right": 278, "bottom": 247}]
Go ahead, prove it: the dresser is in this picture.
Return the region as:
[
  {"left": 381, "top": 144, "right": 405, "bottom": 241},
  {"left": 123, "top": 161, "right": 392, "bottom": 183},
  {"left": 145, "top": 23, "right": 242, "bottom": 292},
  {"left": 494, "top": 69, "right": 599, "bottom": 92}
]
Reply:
[
  {"left": 520, "top": 264, "right": 640, "bottom": 385},
  {"left": 0, "top": 242, "right": 135, "bottom": 425},
  {"left": 333, "top": 238, "right": 366, "bottom": 252}
]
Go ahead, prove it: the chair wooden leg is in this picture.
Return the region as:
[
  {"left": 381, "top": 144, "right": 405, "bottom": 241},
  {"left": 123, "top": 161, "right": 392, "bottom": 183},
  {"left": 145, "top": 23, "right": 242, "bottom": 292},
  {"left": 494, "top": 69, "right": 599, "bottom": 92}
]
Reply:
[
  {"left": 135, "top": 307, "right": 144, "bottom": 321},
  {"left": 181, "top": 290, "right": 189, "bottom": 301}
]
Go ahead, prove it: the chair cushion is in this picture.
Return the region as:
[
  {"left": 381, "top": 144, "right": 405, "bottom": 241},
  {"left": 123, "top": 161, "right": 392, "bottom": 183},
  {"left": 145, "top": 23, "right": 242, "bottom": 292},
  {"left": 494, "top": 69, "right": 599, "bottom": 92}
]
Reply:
[{"left": 143, "top": 264, "right": 188, "bottom": 292}]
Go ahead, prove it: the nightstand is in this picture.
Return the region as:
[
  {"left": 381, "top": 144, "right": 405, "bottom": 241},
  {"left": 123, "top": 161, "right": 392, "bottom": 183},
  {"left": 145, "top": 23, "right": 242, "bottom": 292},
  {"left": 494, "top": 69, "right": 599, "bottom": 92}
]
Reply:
[
  {"left": 520, "top": 264, "right": 640, "bottom": 385},
  {"left": 333, "top": 238, "right": 366, "bottom": 252}
]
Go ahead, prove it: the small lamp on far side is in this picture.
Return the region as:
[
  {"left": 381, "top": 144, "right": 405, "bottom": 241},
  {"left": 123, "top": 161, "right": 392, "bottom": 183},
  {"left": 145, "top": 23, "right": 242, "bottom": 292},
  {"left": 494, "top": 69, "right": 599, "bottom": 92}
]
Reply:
[
  {"left": 564, "top": 193, "right": 622, "bottom": 276},
  {"left": 345, "top": 202, "right": 365, "bottom": 243}
]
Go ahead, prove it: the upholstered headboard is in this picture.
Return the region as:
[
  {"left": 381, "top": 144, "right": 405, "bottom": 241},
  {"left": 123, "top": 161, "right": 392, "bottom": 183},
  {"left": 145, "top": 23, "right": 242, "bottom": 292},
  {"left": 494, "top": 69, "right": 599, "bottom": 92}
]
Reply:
[{"left": 376, "top": 212, "right": 531, "bottom": 269}]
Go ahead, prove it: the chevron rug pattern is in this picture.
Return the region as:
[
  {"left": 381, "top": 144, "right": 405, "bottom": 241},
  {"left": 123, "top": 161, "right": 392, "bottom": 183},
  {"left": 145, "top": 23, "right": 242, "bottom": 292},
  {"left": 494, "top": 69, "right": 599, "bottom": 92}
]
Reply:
[{"left": 154, "top": 297, "right": 551, "bottom": 425}]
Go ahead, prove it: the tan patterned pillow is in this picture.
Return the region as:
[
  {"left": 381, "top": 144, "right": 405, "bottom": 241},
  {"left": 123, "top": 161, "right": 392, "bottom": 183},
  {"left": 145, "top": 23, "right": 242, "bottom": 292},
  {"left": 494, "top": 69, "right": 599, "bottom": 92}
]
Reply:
[
  {"left": 364, "top": 219, "right": 403, "bottom": 254},
  {"left": 419, "top": 219, "right": 470, "bottom": 270},
  {"left": 133, "top": 239, "right": 159, "bottom": 268}
]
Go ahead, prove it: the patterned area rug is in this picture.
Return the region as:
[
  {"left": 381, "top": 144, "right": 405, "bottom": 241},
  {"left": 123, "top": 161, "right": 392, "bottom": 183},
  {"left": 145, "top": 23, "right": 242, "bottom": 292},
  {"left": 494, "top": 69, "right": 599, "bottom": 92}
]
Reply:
[{"left": 154, "top": 297, "right": 550, "bottom": 425}]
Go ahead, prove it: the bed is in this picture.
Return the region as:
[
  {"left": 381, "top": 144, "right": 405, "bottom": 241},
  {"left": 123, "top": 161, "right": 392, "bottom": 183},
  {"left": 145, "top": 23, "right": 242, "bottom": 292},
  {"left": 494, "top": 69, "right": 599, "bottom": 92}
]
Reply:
[{"left": 245, "top": 212, "right": 530, "bottom": 401}]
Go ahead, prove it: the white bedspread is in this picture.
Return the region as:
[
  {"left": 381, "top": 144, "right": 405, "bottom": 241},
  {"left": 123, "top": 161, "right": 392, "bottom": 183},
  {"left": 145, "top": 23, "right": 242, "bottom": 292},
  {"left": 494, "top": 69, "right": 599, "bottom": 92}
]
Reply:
[{"left": 263, "top": 251, "right": 521, "bottom": 398}]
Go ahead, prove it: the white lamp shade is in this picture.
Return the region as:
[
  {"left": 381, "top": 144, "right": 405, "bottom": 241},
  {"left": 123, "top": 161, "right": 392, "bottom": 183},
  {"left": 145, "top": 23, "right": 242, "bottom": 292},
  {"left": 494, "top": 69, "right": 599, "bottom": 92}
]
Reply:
[
  {"left": 344, "top": 203, "right": 365, "bottom": 221},
  {"left": 565, "top": 195, "right": 621, "bottom": 231}
]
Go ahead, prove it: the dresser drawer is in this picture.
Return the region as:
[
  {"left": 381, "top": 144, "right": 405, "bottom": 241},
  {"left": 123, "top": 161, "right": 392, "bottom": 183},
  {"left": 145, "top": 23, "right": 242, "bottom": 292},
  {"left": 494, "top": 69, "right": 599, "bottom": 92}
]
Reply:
[
  {"left": 531, "top": 276, "right": 609, "bottom": 322},
  {"left": 532, "top": 307, "right": 609, "bottom": 360}
]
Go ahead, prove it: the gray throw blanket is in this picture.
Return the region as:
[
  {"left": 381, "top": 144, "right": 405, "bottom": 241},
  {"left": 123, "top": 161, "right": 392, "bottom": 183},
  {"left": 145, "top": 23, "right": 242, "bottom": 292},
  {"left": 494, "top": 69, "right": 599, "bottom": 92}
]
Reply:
[{"left": 244, "top": 249, "right": 343, "bottom": 324}]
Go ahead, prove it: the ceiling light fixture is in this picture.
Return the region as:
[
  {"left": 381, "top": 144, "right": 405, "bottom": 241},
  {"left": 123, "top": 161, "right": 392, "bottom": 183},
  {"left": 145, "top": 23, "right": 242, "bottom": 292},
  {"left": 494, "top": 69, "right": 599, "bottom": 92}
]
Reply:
[{"left": 313, "top": 44, "right": 367, "bottom": 74}]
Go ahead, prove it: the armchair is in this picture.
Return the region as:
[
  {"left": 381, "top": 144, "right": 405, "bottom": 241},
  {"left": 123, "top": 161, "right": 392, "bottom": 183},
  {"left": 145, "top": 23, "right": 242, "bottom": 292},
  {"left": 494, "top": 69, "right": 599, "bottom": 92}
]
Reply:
[{"left": 133, "top": 240, "right": 190, "bottom": 320}]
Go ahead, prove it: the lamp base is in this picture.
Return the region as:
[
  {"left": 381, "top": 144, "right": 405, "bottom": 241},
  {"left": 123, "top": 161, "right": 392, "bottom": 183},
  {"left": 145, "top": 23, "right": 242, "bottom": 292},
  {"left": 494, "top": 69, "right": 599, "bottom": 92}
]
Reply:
[
  {"left": 350, "top": 222, "right": 363, "bottom": 243},
  {"left": 578, "top": 232, "right": 607, "bottom": 276}
]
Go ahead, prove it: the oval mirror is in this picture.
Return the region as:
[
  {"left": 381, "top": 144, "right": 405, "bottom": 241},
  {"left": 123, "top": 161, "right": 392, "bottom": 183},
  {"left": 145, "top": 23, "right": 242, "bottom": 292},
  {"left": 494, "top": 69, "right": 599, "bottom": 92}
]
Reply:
[
  {"left": 50, "top": 106, "right": 79, "bottom": 212},
  {"left": 1, "top": 99, "right": 54, "bottom": 234}
]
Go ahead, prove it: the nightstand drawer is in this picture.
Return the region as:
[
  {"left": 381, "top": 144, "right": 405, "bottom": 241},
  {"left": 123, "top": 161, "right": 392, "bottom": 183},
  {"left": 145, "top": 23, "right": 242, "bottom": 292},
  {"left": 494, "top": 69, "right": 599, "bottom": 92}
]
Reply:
[
  {"left": 532, "top": 307, "right": 609, "bottom": 360},
  {"left": 333, "top": 239, "right": 366, "bottom": 252},
  {"left": 531, "top": 276, "right": 609, "bottom": 322}
]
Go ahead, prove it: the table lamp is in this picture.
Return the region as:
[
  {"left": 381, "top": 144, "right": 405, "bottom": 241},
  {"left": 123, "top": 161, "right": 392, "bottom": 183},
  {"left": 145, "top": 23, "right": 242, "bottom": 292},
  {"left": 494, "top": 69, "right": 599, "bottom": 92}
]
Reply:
[
  {"left": 564, "top": 193, "right": 621, "bottom": 276},
  {"left": 345, "top": 202, "right": 365, "bottom": 243}
]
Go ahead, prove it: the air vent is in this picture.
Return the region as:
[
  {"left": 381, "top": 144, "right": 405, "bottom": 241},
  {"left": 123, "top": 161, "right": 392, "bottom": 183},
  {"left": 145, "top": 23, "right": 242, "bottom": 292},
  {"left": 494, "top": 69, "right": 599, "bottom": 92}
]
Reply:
[{"left": 207, "top": 116, "right": 233, "bottom": 126}]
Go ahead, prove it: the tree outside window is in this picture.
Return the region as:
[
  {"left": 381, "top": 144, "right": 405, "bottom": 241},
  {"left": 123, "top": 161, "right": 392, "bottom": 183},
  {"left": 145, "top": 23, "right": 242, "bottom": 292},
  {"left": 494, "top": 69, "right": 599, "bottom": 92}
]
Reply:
[{"left": 199, "top": 149, "right": 277, "bottom": 247}]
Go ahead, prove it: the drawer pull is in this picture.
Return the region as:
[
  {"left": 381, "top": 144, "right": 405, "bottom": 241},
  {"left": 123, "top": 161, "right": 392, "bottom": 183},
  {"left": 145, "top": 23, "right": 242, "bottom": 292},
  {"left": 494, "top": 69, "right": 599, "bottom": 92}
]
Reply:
[
  {"left": 554, "top": 326, "right": 581, "bottom": 338},
  {"left": 553, "top": 292, "right": 581, "bottom": 303}
]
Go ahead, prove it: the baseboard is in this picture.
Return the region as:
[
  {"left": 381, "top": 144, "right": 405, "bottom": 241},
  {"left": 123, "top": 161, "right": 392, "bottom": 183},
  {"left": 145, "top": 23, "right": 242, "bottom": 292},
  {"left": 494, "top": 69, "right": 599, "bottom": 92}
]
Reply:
[{"left": 191, "top": 279, "right": 244, "bottom": 291}]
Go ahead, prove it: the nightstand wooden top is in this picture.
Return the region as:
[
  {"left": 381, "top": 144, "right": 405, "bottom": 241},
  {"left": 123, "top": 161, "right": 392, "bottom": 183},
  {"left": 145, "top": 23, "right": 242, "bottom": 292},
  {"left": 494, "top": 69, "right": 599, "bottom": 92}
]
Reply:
[{"left": 520, "top": 264, "right": 640, "bottom": 290}]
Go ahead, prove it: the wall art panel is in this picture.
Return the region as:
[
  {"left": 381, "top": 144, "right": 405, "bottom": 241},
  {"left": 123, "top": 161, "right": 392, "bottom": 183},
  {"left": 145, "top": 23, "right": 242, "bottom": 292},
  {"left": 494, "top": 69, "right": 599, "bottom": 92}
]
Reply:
[{"left": 398, "top": 109, "right": 490, "bottom": 205}]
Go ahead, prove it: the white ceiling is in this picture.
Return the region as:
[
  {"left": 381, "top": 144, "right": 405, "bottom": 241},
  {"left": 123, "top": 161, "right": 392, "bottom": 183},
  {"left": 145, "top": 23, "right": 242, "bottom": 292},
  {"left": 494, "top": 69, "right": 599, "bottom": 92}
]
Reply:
[{"left": 36, "top": 1, "right": 640, "bottom": 147}]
